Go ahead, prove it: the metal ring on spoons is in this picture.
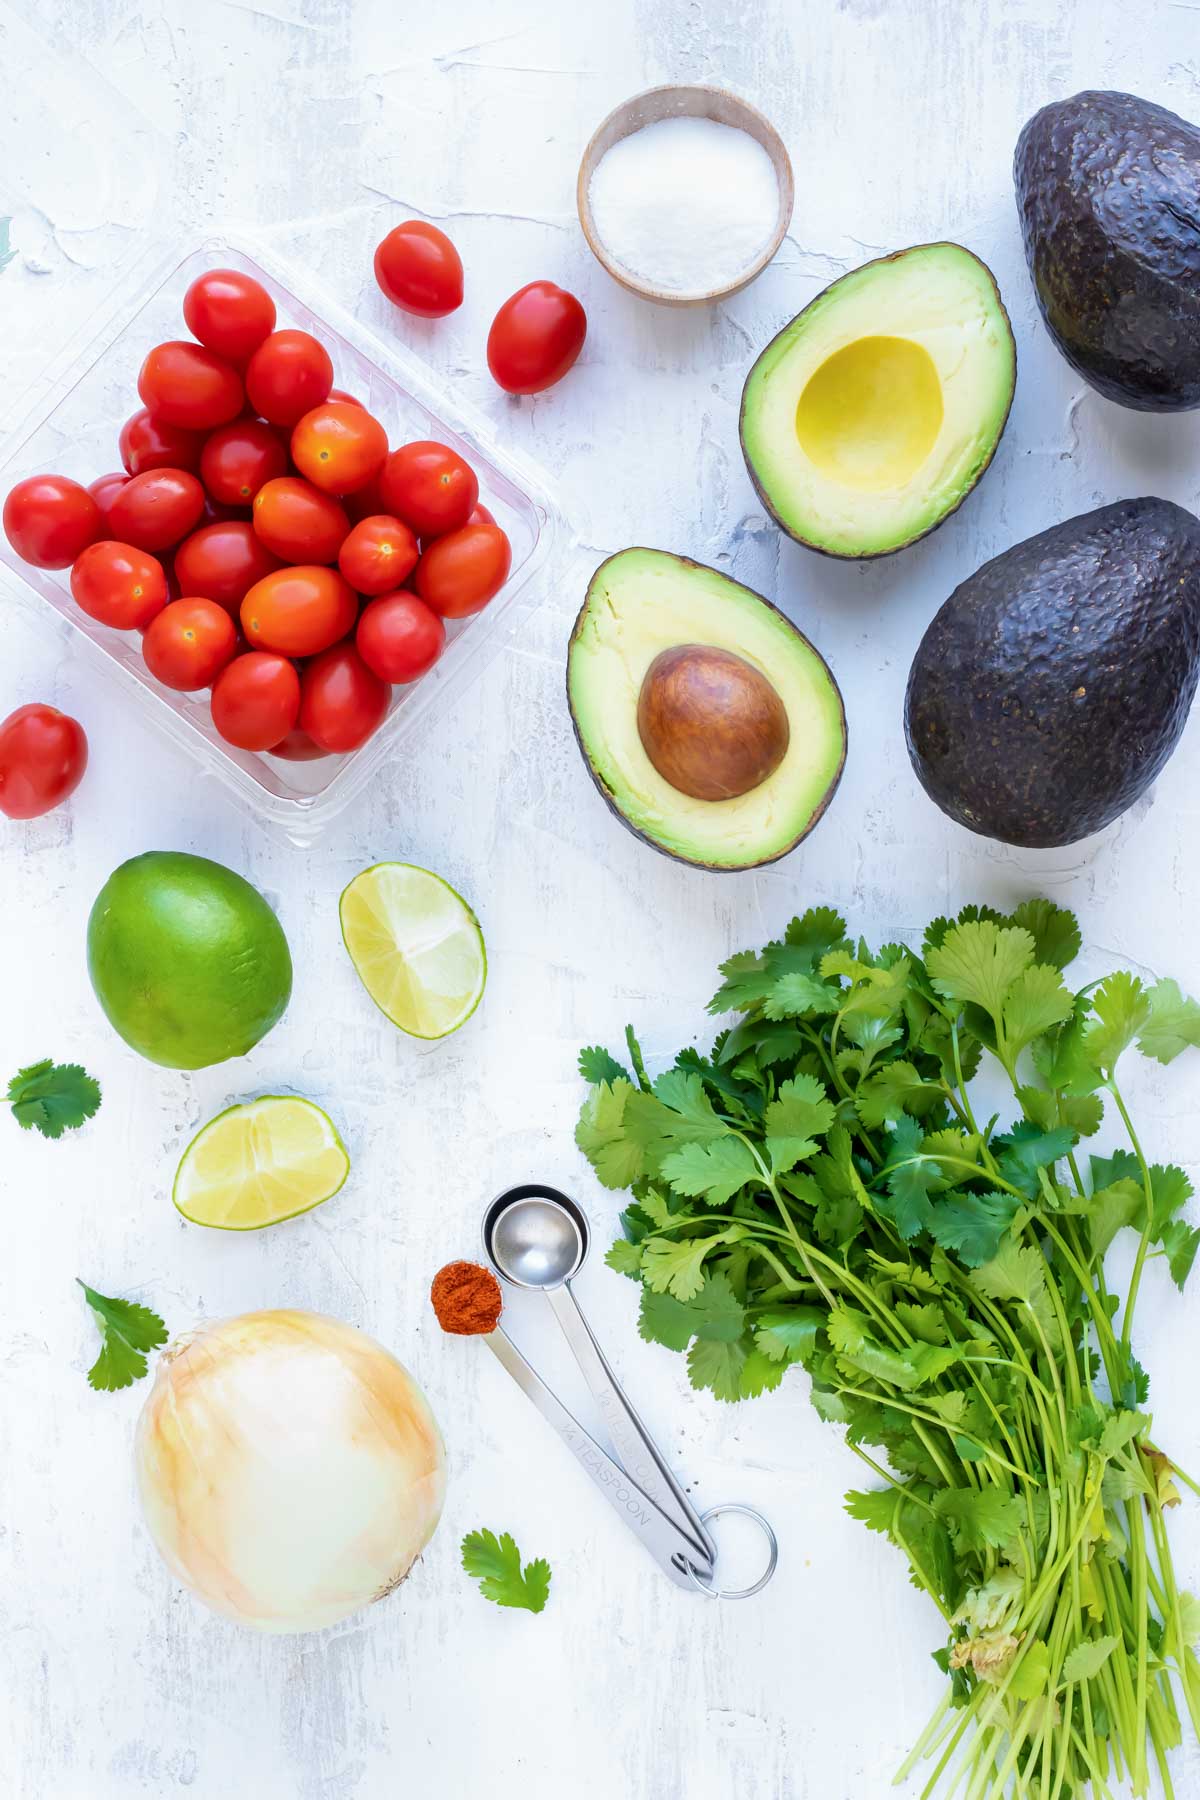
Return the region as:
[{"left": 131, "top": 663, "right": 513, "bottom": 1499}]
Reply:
[{"left": 684, "top": 1504, "right": 779, "bottom": 1601}]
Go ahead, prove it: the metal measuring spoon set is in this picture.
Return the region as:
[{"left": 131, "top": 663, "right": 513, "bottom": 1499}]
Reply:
[{"left": 477, "top": 1182, "right": 777, "bottom": 1600}]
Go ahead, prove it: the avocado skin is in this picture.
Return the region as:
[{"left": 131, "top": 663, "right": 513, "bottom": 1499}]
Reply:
[
  {"left": 905, "top": 498, "right": 1200, "bottom": 847},
  {"left": 1015, "top": 91, "right": 1200, "bottom": 411},
  {"left": 567, "top": 549, "right": 847, "bottom": 872}
]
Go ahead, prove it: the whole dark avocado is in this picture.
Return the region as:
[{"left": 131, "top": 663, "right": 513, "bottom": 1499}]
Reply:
[
  {"left": 1015, "top": 91, "right": 1200, "bottom": 410},
  {"left": 905, "top": 498, "right": 1200, "bottom": 847}
]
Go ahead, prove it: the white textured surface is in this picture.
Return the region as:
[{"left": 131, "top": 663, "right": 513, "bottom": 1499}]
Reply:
[{"left": 2, "top": 3, "right": 1200, "bottom": 1798}]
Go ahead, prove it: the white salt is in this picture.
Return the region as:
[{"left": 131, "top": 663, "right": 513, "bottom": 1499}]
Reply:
[{"left": 588, "top": 114, "right": 781, "bottom": 296}]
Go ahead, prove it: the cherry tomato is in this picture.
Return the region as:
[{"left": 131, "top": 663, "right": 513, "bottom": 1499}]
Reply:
[
  {"left": 183, "top": 269, "right": 276, "bottom": 365},
  {"left": 199, "top": 419, "right": 288, "bottom": 506},
  {"left": 329, "top": 389, "right": 364, "bottom": 409},
  {"left": 344, "top": 470, "right": 387, "bottom": 524},
  {"left": 88, "top": 473, "right": 130, "bottom": 534},
  {"left": 142, "top": 597, "right": 238, "bottom": 691},
  {"left": 379, "top": 440, "right": 477, "bottom": 538},
  {"left": 337, "top": 514, "right": 419, "bottom": 595},
  {"left": 241, "top": 565, "right": 357, "bottom": 658},
  {"left": 373, "top": 221, "right": 464, "bottom": 318},
  {"left": 211, "top": 652, "right": 301, "bottom": 751},
  {"left": 118, "top": 409, "right": 204, "bottom": 477},
  {"left": 487, "top": 281, "right": 586, "bottom": 394},
  {"left": 300, "top": 642, "right": 389, "bottom": 752},
  {"left": 0, "top": 704, "right": 88, "bottom": 819},
  {"left": 252, "top": 476, "right": 349, "bottom": 563},
  {"left": 244, "top": 329, "right": 333, "bottom": 427},
  {"left": 415, "top": 521, "right": 511, "bottom": 618},
  {"left": 71, "top": 541, "right": 169, "bottom": 630},
  {"left": 3, "top": 475, "right": 102, "bottom": 569},
  {"left": 174, "top": 521, "right": 281, "bottom": 615},
  {"left": 138, "top": 341, "right": 245, "bottom": 430},
  {"left": 268, "top": 726, "right": 330, "bottom": 760},
  {"left": 469, "top": 501, "right": 495, "bottom": 526},
  {"left": 291, "top": 402, "right": 388, "bottom": 495},
  {"left": 108, "top": 468, "right": 206, "bottom": 552},
  {"left": 356, "top": 591, "right": 445, "bottom": 684}
]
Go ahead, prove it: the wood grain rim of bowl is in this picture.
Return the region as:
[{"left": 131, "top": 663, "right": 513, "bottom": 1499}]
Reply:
[{"left": 577, "top": 84, "right": 795, "bottom": 308}]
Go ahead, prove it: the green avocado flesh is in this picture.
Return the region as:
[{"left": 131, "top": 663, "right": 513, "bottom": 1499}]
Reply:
[
  {"left": 567, "top": 548, "right": 846, "bottom": 870},
  {"left": 740, "top": 243, "right": 1016, "bottom": 558}
]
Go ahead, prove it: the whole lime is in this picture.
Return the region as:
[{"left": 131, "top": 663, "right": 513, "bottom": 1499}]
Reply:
[{"left": 87, "top": 851, "right": 293, "bottom": 1070}]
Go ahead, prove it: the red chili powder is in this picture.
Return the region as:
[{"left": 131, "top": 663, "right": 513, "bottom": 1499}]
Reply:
[{"left": 431, "top": 1260, "right": 503, "bottom": 1336}]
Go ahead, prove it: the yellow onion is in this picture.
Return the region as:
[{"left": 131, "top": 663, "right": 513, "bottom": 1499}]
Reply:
[{"left": 135, "top": 1309, "right": 446, "bottom": 1632}]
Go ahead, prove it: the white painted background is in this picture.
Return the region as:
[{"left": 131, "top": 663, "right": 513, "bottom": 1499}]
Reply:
[{"left": 3, "top": 2, "right": 1200, "bottom": 1796}]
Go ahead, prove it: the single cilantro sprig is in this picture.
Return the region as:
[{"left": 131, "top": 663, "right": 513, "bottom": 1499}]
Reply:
[
  {"left": 77, "top": 1281, "right": 167, "bottom": 1391},
  {"left": 461, "top": 1529, "right": 551, "bottom": 1613},
  {"left": 7, "top": 1060, "right": 100, "bottom": 1138}
]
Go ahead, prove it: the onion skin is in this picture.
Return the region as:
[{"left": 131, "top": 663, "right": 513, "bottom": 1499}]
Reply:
[{"left": 134, "top": 1309, "right": 446, "bottom": 1633}]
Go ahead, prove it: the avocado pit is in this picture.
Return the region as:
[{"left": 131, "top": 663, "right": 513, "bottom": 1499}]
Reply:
[{"left": 636, "top": 643, "right": 790, "bottom": 801}]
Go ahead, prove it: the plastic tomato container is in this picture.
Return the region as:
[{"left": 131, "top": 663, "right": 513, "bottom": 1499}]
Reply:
[{"left": 0, "top": 236, "right": 568, "bottom": 843}]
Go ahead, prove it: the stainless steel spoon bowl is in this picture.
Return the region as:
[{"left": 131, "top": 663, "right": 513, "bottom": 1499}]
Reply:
[{"left": 484, "top": 1186, "right": 588, "bottom": 1289}]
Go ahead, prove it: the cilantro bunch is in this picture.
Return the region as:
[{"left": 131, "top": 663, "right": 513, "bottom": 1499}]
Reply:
[{"left": 576, "top": 901, "right": 1200, "bottom": 1798}]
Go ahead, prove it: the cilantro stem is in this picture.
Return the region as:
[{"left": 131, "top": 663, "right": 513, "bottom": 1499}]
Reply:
[
  {"left": 831, "top": 1381, "right": 1039, "bottom": 1484},
  {"left": 1109, "top": 1078, "right": 1156, "bottom": 1354},
  {"left": 625, "top": 1025, "right": 651, "bottom": 1092}
]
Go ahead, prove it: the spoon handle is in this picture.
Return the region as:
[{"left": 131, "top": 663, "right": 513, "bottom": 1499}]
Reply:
[
  {"left": 483, "top": 1326, "right": 705, "bottom": 1590},
  {"left": 547, "top": 1282, "right": 717, "bottom": 1569}
]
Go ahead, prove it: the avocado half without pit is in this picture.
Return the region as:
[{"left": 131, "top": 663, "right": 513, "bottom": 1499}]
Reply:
[
  {"left": 567, "top": 548, "right": 846, "bottom": 871},
  {"left": 740, "top": 242, "right": 1017, "bottom": 558}
]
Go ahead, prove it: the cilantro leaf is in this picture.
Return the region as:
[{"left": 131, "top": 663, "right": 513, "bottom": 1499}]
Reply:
[
  {"left": 8, "top": 1060, "right": 101, "bottom": 1139},
  {"left": 1000, "top": 963, "right": 1075, "bottom": 1057},
  {"left": 1084, "top": 971, "right": 1152, "bottom": 1072},
  {"left": 933, "top": 1487, "right": 1023, "bottom": 1553},
  {"left": 604, "top": 1237, "right": 644, "bottom": 1279},
  {"left": 659, "top": 1137, "right": 759, "bottom": 1206},
  {"left": 461, "top": 1529, "right": 551, "bottom": 1613},
  {"left": 1009, "top": 899, "right": 1082, "bottom": 971},
  {"left": 995, "top": 1121, "right": 1076, "bottom": 1196},
  {"left": 927, "top": 1190, "right": 1020, "bottom": 1268},
  {"left": 854, "top": 1059, "right": 939, "bottom": 1129},
  {"left": 708, "top": 950, "right": 771, "bottom": 1015},
  {"left": 763, "top": 971, "right": 841, "bottom": 1020},
  {"left": 845, "top": 1488, "right": 899, "bottom": 1535},
  {"left": 639, "top": 1272, "right": 744, "bottom": 1350},
  {"left": 1138, "top": 979, "right": 1200, "bottom": 1065},
  {"left": 578, "top": 1045, "right": 630, "bottom": 1086},
  {"left": 763, "top": 1072, "right": 835, "bottom": 1170},
  {"left": 1060, "top": 1636, "right": 1120, "bottom": 1686},
  {"left": 687, "top": 1334, "right": 748, "bottom": 1401},
  {"left": 967, "top": 1240, "right": 1059, "bottom": 1348},
  {"left": 926, "top": 921, "right": 1036, "bottom": 1024},
  {"left": 877, "top": 1116, "right": 942, "bottom": 1240},
  {"left": 76, "top": 1280, "right": 167, "bottom": 1391},
  {"left": 575, "top": 1080, "right": 645, "bottom": 1189},
  {"left": 754, "top": 1305, "right": 825, "bottom": 1364},
  {"left": 641, "top": 1228, "right": 743, "bottom": 1301},
  {"left": 1160, "top": 1219, "right": 1200, "bottom": 1291}
]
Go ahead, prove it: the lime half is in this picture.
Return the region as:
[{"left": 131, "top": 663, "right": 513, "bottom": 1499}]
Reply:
[
  {"left": 340, "top": 862, "right": 486, "bottom": 1039},
  {"left": 173, "top": 1096, "right": 350, "bottom": 1230}
]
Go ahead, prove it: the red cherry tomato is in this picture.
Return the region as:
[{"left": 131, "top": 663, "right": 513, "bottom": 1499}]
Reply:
[
  {"left": 88, "top": 473, "right": 130, "bottom": 534},
  {"left": 337, "top": 515, "right": 419, "bottom": 595},
  {"left": 373, "top": 222, "right": 464, "bottom": 318},
  {"left": 138, "top": 341, "right": 245, "bottom": 430},
  {"left": 174, "top": 521, "right": 281, "bottom": 615},
  {"left": 108, "top": 468, "right": 206, "bottom": 552},
  {"left": 268, "top": 726, "right": 331, "bottom": 761},
  {"left": 199, "top": 419, "right": 288, "bottom": 507},
  {"left": 71, "top": 541, "right": 169, "bottom": 630},
  {"left": 0, "top": 704, "right": 88, "bottom": 819},
  {"left": 379, "top": 440, "right": 477, "bottom": 538},
  {"left": 328, "top": 389, "right": 364, "bottom": 410},
  {"left": 487, "top": 281, "right": 586, "bottom": 394},
  {"left": 240, "top": 565, "right": 358, "bottom": 658},
  {"left": 415, "top": 521, "right": 511, "bottom": 619},
  {"left": 469, "top": 502, "right": 495, "bottom": 526},
  {"left": 211, "top": 652, "right": 301, "bottom": 751},
  {"left": 183, "top": 269, "right": 276, "bottom": 365},
  {"left": 119, "top": 409, "right": 204, "bottom": 477},
  {"left": 142, "top": 597, "right": 238, "bottom": 690},
  {"left": 252, "top": 476, "right": 349, "bottom": 563},
  {"left": 300, "top": 642, "right": 389, "bottom": 752},
  {"left": 245, "top": 329, "right": 333, "bottom": 427},
  {"left": 291, "top": 402, "right": 388, "bottom": 495},
  {"left": 3, "top": 475, "right": 102, "bottom": 569},
  {"left": 356, "top": 591, "right": 445, "bottom": 684}
]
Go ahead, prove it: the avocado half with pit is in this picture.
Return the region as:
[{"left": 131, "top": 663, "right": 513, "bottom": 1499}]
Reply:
[
  {"left": 905, "top": 497, "right": 1200, "bottom": 847},
  {"left": 1015, "top": 91, "right": 1200, "bottom": 411},
  {"left": 567, "top": 549, "right": 846, "bottom": 871},
  {"left": 739, "top": 243, "right": 1016, "bottom": 558}
]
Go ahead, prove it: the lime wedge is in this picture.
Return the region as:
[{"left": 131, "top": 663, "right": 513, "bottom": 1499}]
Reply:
[
  {"left": 173, "top": 1096, "right": 350, "bottom": 1230},
  {"left": 340, "top": 862, "right": 486, "bottom": 1039}
]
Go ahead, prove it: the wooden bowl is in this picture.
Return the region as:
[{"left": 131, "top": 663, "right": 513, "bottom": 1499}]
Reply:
[{"left": 577, "top": 84, "right": 794, "bottom": 307}]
